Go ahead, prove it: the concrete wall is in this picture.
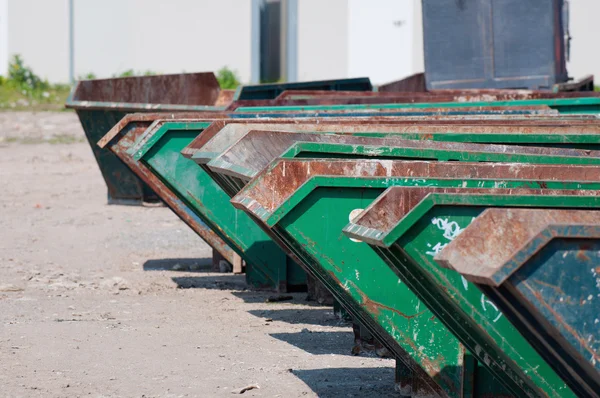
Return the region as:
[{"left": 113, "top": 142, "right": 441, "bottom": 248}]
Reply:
[
  {"left": 3, "top": 0, "right": 599, "bottom": 86},
  {"left": 7, "top": 0, "right": 70, "bottom": 82},
  {"left": 411, "top": 0, "right": 424, "bottom": 75},
  {"left": 74, "top": 0, "right": 253, "bottom": 82},
  {"left": 348, "top": 0, "right": 420, "bottom": 85},
  {"left": 5, "top": 0, "right": 253, "bottom": 83},
  {"left": 297, "top": 0, "right": 348, "bottom": 81},
  {"left": 297, "top": 0, "right": 423, "bottom": 85},
  {"left": 0, "top": 0, "right": 7, "bottom": 76},
  {"left": 567, "top": 0, "right": 600, "bottom": 82}
]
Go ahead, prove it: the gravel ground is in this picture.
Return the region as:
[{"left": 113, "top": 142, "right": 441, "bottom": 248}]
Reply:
[{"left": 0, "top": 112, "right": 396, "bottom": 398}]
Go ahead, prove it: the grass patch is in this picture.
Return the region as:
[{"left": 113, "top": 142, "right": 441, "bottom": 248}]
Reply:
[
  {"left": 0, "top": 134, "right": 84, "bottom": 145},
  {"left": 0, "top": 55, "right": 72, "bottom": 112},
  {"left": 0, "top": 84, "right": 72, "bottom": 112},
  {"left": 48, "top": 134, "right": 85, "bottom": 144}
]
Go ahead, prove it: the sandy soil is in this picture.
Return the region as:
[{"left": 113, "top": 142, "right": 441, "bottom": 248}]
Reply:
[{"left": 0, "top": 112, "right": 396, "bottom": 398}]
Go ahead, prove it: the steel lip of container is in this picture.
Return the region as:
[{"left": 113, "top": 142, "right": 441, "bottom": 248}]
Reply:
[
  {"left": 228, "top": 106, "right": 558, "bottom": 119},
  {"left": 233, "top": 159, "right": 600, "bottom": 228},
  {"left": 183, "top": 115, "right": 600, "bottom": 164},
  {"left": 272, "top": 89, "right": 600, "bottom": 101},
  {"left": 182, "top": 115, "right": 600, "bottom": 200},
  {"left": 185, "top": 120, "right": 600, "bottom": 200},
  {"left": 205, "top": 129, "right": 600, "bottom": 184},
  {"left": 233, "top": 96, "right": 600, "bottom": 113},
  {"left": 66, "top": 72, "right": 230, "bottom": 204}
]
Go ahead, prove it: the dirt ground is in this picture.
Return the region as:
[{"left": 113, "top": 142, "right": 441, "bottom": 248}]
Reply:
[{"left": 0, "top": 112, "right": 396, "bottom": 398}]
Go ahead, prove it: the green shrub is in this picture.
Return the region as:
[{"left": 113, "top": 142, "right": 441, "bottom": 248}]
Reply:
[
  {"left": 118, "top": 69, "right": 135, "bottom": 78},
  {"left": 216, "top": 67, "right": 241, "bottom": 89},
  {"left": 79, "top": 73, "right": 97, "bottom": 80},
  {"left": 112, "top": 70, "right": 157, "bottom": 78},
  {"left": 8, "top": 55, "right": 49, "bottom": 91}
]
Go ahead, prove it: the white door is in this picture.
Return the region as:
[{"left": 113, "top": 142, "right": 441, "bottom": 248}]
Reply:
[
  {"left": 0, "top": 0, "right": 8, "bottom": 76},
  {"left": 347, "top": 0, "right": 416, "bottom": 85}
]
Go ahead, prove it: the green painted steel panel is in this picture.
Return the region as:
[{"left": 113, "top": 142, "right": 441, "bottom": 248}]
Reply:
[
  {"left": 434, "top": 208, "right": 600, "bottom": 396},
  {"left": 130, "top": 122, "right": 305, "bottom": 291},
  {"left": 231, "top": 159, "right": 600, "bottom": 397},
  {"left": 197, "top": 126, "right": 600, "bottom": 395},
  {"left": 343, "top": 189, "right": 600, "bottom": 398}
]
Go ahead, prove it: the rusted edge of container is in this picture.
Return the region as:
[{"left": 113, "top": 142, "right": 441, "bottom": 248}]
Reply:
[
  {"left": 181, "top": 116, "right": 600, "bottom": 163},
  {"left": 207, "top": 129, "right": 600, "bottom": 182},
  {"left": 231, "top": 159, "right": 600, "bottom": 227},
  {"left": 97, "top": 113, "right": 225, "bottom": 148},
  {"left": 340, "top": 187, "right": 600, "bottom": 248},
  {"left": 66, "top": 72, "right": 231, "bottom": 111},
  {"left": 435, "top": 208, "right": 600, "bottom": 286}
]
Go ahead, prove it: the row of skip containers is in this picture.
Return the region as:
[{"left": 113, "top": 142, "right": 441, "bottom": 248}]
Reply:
[
  {"left": 68, "top": 73, "right": 596, "bottom": 291},
  {"left": 93, "top": 91, "right": 600, "bottom": 397},
  {"left": 66, "top": 72, "right": 600, "bottom": 206},
  {"left": 66, "top": 72, "right": 600, "bottom": 287}
]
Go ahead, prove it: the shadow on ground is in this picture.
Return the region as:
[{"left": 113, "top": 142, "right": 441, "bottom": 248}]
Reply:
[
  {"left": 171, "top": 274, "right": 248, "bottom": 290},
  {"left": 143, "top": 258, "right": 212, "bottom": 272},
  {"left": 271, "top": 331, "right": 354, "bottom": 356},
  {"left": 248, "top": 308, "right": 339, "bottom": 326},
  {"left": 231, "top": 290, "right": 329, "bottom": 305},
  {"left": 291, "top": 366, "right": 396, "bottom": 398},
  {"left": 142, "top": 258, "right": 250, "bottom": 290}
]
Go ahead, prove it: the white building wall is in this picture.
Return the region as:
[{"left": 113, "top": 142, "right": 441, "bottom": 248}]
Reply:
[
  {"left": 5, "top": 0, "right": 253, "bottom": 83},
  {"left": 297, "top": 0, "right": 423, "bottom": 85},
  {"left": 567, "top": 0, "right": 600, "bottom": 82},
  {"left": 0, "top": 0, "right": 7, "bottom": 76},
  {"left": 297, "top": 0, "right": 348, "bottom": 81},
  {"left": 7, "top": 0, "right": 70, "bottom": 82},
  {"left": 411, "top": 0, "right": 424, "bottom": 75},
  {"left": 74, "top": 0, "right": 253, "bottom": 82},
  {"left": 4, "top": 1, "right": 599, "bottom": 86},
  {"left": 348, "top": 0, "right": 418, "bottom": 85},
  {"left": 72, "top": 0, "right": 132, "bottom": 80}
]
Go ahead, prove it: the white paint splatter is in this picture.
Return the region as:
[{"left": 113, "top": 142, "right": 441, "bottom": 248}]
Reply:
[
  {"left": 348, "top": 208, "right": 364, "bottom": 243},
  {"left": 426, "top": 242, "right": 447, "bottom": 257}
]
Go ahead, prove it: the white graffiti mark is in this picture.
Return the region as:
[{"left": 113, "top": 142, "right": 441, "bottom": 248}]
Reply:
[
  {"left": 426, "top": 217, "right": 473, "bottom": 292},
  {"left": 431, "top": 217, "right": 464, "bottom": 241},
  {"left": 426, "top": 242, "right": 447, "bottom": 257},
  {"left": 461, "top": 276, "right": 469, "bottom": 291},
  {"left": 481, "top": 294, "right": 503, "bottom": 322}
]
